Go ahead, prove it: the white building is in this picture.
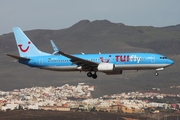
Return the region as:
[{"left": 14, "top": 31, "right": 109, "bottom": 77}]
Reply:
[{"left": 1, "top": 104, "right": 19, "bottom": 111}]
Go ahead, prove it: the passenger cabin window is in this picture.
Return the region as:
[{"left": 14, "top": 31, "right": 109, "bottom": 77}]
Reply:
[{"left": 160, "top": 57, "right": 167, "bottom": 59}]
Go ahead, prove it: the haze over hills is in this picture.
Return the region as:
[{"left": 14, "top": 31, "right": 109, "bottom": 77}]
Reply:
[{"left": 0, "top": 20, "right": 180, "bottom": 97}]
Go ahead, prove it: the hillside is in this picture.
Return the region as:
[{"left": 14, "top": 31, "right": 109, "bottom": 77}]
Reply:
[{"left": 0, "top": 20, "right": 180, "bottom": 97}]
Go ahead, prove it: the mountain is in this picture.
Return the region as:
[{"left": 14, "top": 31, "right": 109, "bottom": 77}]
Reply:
[{"left": 0, "top": 20, "right": 180, "bottom": 97}]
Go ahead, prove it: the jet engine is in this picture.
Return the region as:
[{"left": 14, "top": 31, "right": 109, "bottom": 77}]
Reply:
[{"left": 97, "top": 63, "right": 115, "bottom": 71}]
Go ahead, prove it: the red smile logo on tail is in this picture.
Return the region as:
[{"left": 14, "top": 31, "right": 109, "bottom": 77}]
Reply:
[{"left": 18, "top": 41, "right": 31, "bottom": 52}]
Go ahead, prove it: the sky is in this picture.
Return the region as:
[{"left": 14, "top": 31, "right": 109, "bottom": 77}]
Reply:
[{"left": 0, "top": 0, "right": 180, "bottom": 35}]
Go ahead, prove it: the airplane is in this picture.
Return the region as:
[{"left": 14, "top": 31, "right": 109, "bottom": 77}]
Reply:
[{"left": 7, "top": 27, "right": 174, "bottom": 79}]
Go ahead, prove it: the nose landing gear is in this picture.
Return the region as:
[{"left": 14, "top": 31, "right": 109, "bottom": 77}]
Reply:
[
  {"left": 155, "top": 72, "right": 159, "bottom": 76},
  {"left": 155, "top": 68, "right": 164, "bottom": 76}
]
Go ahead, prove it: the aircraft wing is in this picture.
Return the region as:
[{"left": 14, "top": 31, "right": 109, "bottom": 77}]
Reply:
[{"left": 58, "top": 50, "right": 98, "bottom": 70}]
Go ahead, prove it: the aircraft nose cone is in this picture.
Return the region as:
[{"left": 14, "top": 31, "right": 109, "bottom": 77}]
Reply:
[{"left": 167, "top": 59, "right": 174, "bottom": 65}]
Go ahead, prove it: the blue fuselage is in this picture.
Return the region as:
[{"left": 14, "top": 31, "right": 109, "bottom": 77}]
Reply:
[{"left": 19, "top": 53, "right": 173, "bottom": 72}]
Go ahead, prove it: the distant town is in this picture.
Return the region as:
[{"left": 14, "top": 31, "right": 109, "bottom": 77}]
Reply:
[{"left": 0, "top": 83, "right": 180, "bottom": 114}]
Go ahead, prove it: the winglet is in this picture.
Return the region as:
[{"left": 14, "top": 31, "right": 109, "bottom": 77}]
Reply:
[{"left": 50, "top": 40, "right": 59, "bottom": 55}]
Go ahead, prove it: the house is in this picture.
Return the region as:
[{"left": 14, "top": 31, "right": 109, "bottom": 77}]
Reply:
[
  {"left": 1, "top": 104, "right": 19, "bottom": 111},
  {"left": 121, "top": 105, "right": 143, "bottom": 113}
]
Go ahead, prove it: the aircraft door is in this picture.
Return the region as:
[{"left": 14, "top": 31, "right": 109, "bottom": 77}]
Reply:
[
  {"left": 151, "top": 55, "right": 155, "bottom": 63},
  {"left": 39, "top": 58, "right": 43, "bottom": 65}
]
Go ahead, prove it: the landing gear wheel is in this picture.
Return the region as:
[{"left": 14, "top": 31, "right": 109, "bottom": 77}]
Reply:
[
  {"left": 87, "top": 71, "right": 98, "bottom": 79},
  {"left": 92, "top": 74, "right": 97, "bottom": 79},
  {"left": 87, "top": 72, "right": 92, "bottom": 77},
  {"left": 155, "top": 72, "right": 159, "bottom": 76}
]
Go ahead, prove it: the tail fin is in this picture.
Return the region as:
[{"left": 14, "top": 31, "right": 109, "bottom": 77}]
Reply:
[{"left": 13, "top": 27, "right": 50, "bottom": 57}]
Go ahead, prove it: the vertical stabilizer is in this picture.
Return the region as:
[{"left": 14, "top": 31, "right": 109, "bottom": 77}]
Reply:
[{"left": 13, "top": 27, "right": 50, "bottom": 57}]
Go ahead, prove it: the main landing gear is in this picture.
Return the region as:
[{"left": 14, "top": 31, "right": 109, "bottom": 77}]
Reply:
[{"left": 87, "top": 71, "right": 97, "bottom": 79}]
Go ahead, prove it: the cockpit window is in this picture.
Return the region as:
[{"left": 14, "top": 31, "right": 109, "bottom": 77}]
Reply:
[{"left": 160, "top": 57, "right": 167, "bottom": 59}]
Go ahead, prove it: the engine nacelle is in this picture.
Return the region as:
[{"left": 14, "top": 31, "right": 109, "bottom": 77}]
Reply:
[{"left": 97, "top": 63, "right": 115, "bottom": 71}]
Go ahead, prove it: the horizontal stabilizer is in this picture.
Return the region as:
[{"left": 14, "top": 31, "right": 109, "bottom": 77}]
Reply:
[{"left": 6, "top": 54, "right": 30, "bottom": 60}]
